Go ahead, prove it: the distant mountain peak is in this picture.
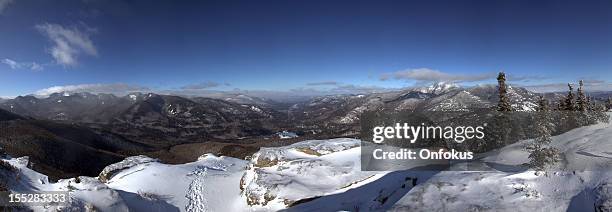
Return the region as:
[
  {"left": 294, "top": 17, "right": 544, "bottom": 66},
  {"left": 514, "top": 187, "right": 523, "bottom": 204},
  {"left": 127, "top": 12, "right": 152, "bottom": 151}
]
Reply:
[{"left": 417, "top": 81, "right": 460, "bottom": 94}]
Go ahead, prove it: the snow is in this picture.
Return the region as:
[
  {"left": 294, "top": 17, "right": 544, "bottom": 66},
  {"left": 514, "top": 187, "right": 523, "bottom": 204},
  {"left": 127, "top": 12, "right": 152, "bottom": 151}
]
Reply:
[
  {"left": 512, "top": 101, "right": 538, "bottom": 111},
  {"left": 250, "top": 106, "right": 263, "bottom": 113},
  {"left": 129, "top": 94, "right": 137, "bottom": 101},
  {"left": 166, "top": 104, "right": 181, "bottom": 116},
  {"left": 276, "top": 131, "right": 298, "bottom": 139},
  {"left": 106, "top": 154, "right": 249, "bottom": 212},
  {"left": 338, "top": 98, "right": 383, "bottom": 124},
  {"left": 2, "top": 139, "right": 419, "bottom": 211},
  {"left": 2, "top": 157, "right": 131, "bottom": 211},
  {"left": 241, "top": 138, "right": 421, "bottom": 211},
  {"left": 391, "top": 112, "right": 612, "bottom": 211},
  {"left": 429, "top": 90, "right": 485, "bottom": 111},
  {"left": 2, "top": 114, "right": 612, "bottom": 211},
  {"left": 2, "top": 154, "right": 249, "bottom": 212},
  {"left": 417, "top": 82, "right": 459, "bottom": 95},
  {"left": 98, "top": 155, "right": 159, "bottom": 182}
]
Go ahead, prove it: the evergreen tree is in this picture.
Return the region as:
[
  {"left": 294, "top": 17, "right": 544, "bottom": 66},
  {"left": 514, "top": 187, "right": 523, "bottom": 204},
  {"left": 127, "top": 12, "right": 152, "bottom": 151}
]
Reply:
[
  {"left": 537, "top": 95, "right": 549, "bottom": 111},
  {"left": 557, "top": 99, "right": 565, "bottom": 111},
  {"left": 564, "top": 83, "right": 575, "bottom": 111},
  {"left": 497, "top": 72, "right": 512, "bottom": 112},
  {"left": 607, "top": 97, "right": 612, "bottom": 111},
  {"left": 590, "top": 96, "right": 611, "bottom": 124},
  {"left": 486, "top": 72, "right": 513, "bottom": 150},
  {"left": 576, "top": 80, "right": 587, "bottom": 111},
  {"left": 586, "top": 96, "right": 593, "bottom": 111},
  {"left": 527, "top": 95, "right": 560, "bottom": 171}
]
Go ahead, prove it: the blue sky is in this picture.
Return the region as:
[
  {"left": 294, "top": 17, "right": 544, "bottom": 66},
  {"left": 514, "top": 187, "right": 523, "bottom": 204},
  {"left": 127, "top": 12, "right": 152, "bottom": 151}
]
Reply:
[{"left": 1, "top": 0, "right": 612, "bottom": 97}]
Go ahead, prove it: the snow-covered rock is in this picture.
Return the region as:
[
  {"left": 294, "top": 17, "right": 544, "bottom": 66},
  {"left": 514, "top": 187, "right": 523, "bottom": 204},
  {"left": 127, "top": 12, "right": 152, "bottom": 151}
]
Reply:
[
  {"left": 276, "top": 131, "right": 298, "bottom": 139},
  {"left": 99, "top": 155, "right": 159, "bottom": 183},
  {"left": 238, "top": 138, "right": 434, "bottom": 211},
  {"left": 241, "top": 138, "right": 377, "bottom": 209}
]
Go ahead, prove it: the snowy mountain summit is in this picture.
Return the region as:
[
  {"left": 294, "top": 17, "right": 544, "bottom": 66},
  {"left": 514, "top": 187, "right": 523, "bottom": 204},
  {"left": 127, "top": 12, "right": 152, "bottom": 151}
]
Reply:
[{"left": 416, "top": 82, "right": 460, "bottom": 95}]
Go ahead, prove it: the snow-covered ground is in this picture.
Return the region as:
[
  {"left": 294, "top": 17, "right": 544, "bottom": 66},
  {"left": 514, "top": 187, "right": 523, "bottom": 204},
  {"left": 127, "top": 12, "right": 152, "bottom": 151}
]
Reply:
[
  {"left": 2, "top": 113, "right": 612, "bottom": 211},
  {"left": 2, "top": 154, "right": 249, "bottom": 211},
  {"left": 240, "top": 138, "right": 434, "bottom": 211},
  {"left": 391, "top": 113, "right": 612, "bottom": 211}
]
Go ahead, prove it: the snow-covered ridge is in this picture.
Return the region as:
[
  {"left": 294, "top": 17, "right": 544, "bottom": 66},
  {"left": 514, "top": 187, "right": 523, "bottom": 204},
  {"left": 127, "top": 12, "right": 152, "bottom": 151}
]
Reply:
[{"left": 416, "top": 82, "right": 460, "bottom": 95}]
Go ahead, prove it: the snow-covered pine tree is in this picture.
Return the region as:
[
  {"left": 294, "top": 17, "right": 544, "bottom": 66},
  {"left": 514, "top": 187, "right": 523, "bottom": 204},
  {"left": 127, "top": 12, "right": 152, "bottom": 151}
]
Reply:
[
  {"left": 586, "top": 96, "right": 594, "bottom": 111},
  {"left": 557, "top": 99, "right": 565, "bottom": 111},
  {"left": 564, "top": 83, "right": 575, "bottom": 111},
  {"left": 575, "top": 81, "right": 591, "bottom": 126},
  {"left": 537, "top": 95, "right": 549, "bottom": 111},
  {"left": 497, "top": 72, "right": 512, "bottom": 112},
  {"left": 486, "top": 72, "right": 513, "bottom": 149},
  {"left": 589, "top": 96, "right": 611, "bottom": 124},
  {"left": 527, "top": 95, "right": 560, "bottom": 171},
  {"left": 576, "top": 80, "right": 587, "bottom": 112}
]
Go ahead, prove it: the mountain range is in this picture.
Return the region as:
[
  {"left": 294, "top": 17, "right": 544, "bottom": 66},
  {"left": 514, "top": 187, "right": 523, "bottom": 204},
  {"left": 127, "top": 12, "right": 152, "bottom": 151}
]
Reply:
[{"left": 0, "top": 82, "right": 567, "bottom": 179}]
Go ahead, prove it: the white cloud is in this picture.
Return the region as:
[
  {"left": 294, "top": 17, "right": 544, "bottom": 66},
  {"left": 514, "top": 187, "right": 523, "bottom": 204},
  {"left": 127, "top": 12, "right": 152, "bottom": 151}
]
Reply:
[
  {"left": 291, "top": 83, "right": 394, "bottom": 95},
  {"left": 35, "top": 23, "right": 98, "bottom": 66},
  {"left": 1, "top": 58, "right": 18, "bottom": 69},
  {"left": 29, "top": 81, "right": 397, "bottom": 103},
  {"left": 305, "top": 81, "right": 339, "bottom": 86},
  {"left": 157, "top": 81, "right": 394, "bottom": 102},
  {"left": 0, "top": 0, "right": 13, "bottom": 14},
  {"left": 30, "top": 62, "right": 43, "bottom": 71},
  {"left": 34, "top": 83, "right": 149, "bottom": 96},
  {"left": 1, "top": 58, "right": 44, "bottom": 71},
  {"left": 180, "top": 81, "right": 222, "bottom": 90},
  {"left": 506, "top": 75, "right": 549, "bottom": 82},
  {"left": 328, "top": 84, "right": 393, "bottom": 94},
  {"left": 522, "top": 80, "right": 612, "bottom": 93},
  {"left": 381, "top": 68, "right": 495, "bottom": 83}
]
